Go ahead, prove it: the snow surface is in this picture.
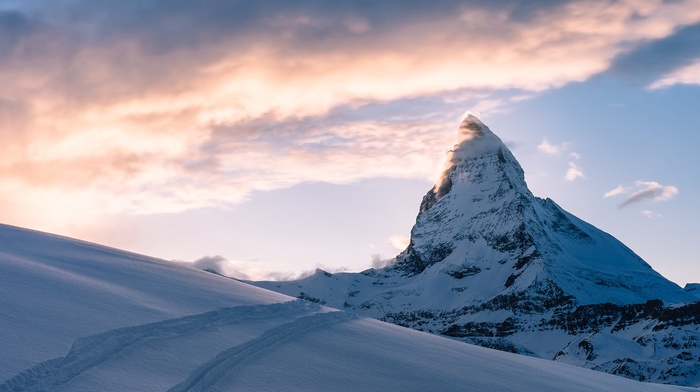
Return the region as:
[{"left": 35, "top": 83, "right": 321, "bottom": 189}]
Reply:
[{"left": 1, "top": 223, "right": 694, "bottom": 391}]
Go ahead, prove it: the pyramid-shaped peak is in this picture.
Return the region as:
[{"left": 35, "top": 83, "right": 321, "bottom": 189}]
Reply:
[
  {"left": 459, "top": 113, "right": 486, "bottom": 132},
  {"left": 392, "top": 114, "right": 690, "bottom": 304},
  {"left": 416, "top": 116, "right": 525, "bottom": 217},
  {"left": 457, "top": 114, "right": 492, "bottom": 141}
]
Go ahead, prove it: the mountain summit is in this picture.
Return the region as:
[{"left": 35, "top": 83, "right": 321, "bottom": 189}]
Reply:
[
  {"left": 392, "top": 115, "right": 688, "bottom": 305},
  {"left": 255, "top": 116, "right": 700, "bottom": 387}
]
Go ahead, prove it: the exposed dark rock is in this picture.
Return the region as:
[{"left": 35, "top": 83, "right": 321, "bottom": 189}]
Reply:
[
  {"left": 654, "top": 302, "right": 700, "bottom": 331},
  {"left": 297, "top": 292, "right": 326, "bottom": 305},
  {"left": 578, "top": 339, "right": 597, "bottom": 361},
  {"left": 441, "top": 318, "right": 518, "bottom": 338},
  {"left": 445, "top": 265, "right": 481, "bottom": 279}
]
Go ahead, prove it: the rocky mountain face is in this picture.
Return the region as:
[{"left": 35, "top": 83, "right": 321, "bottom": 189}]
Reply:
[{"left": 253, "top": 115, "right": 700, "bottom": 387}]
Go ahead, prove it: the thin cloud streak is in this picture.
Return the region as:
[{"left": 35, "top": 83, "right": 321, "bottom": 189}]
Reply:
[
  {"left": 640, "top": 210, "right": 663, "bottom": 218},
  {"left": 649, "top": 60, "right": 700, "bottom": 89},
  {"left": 604, "top": 185, "right": 625, "bottom": 198},
  {"left": 614, "top": 181, "right": 679, "bottom": 208}
]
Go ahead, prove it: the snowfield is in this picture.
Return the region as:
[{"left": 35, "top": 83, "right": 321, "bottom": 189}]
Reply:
[{"left": 0, "top": 223, "right": 696, "bottom": 391}]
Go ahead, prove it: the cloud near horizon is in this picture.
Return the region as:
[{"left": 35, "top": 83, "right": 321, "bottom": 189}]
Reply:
[
  {"left": 182, "top": 255, "right": 308, "bottom": 281},
  {"left": 182, "top": 253, "right": 393, "bottom": 281},
  {"left": 1, "top": 0, "right": 699, "bottom": 232}
]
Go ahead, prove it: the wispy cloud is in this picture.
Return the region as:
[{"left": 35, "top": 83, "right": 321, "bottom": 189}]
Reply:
[
  {"left": 620, "top": 181, "right": 678, "bottom": 208},
  {"left": 604, "top": 185, "right": 625, "bottom": 198},
  {"left": 179, "top": 255, "right": 306, "bottom": 281},
  {"left": 538, "top": 138, "right": 585, "bottom": 181},
  {"left": 640, "top": 210, "right": 663, "bottom": 218},
  {"left": 537, "top": 138, "right": 567, "bottom": 155},
  {"left": 605, "top": 21, "right": 700, "bottom": 87},
  {"left": 388, "top": 235, "right": 410, "bottom": 251},
  {"left": 370, "top": 254, "right": 395, "bottom": 269},
  {"left": 606, "top": 181, "right": 679, "bottom": 208},
  {"left": 565, "top": 162, "right": 585, "bottom": 181},
  {"left": 649, "top": 59, "right": 700, "bottom": 89}
]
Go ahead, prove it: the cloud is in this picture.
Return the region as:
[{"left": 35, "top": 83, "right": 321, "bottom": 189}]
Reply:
[
  {"left": 611, "top": 181, "right": 679, "bottom": 208},
  {"left": 370, "top": 254, "right": 395, "bottom": 269},
  {"left": 537, "top": 138, "right": 566, "bottom": 155},
  {"left": 189, "top": 255, "right": 229, "bottom": 274},
  {"left": 1, "top": 0, "right": 700, "bottom": 232},
  {"left": 388, "top": 235, "right": 410, "bottom": 251},
  {"left": 606, "top": 21, "right": 700, "bottom": 85},
  {"left": 603, "top": 185, "right": 625, "bottom": 198},
  {"left": 565, "top": 162, "right": 585, "bottom": 181},
  {"left": 537, "top": 138, "right": 584, "bottom": 181},
  {"left": 649, "top": 59, "right": 700, "bottom": 89},
  {"left": 640, "top": 210, "right": 663, "bottom": 218},
  {"left": 537, "top": 138, "right": 583, "bottom": 159},
  {"left": 179, "top": 255, "right": 307, "bottom": 281}
]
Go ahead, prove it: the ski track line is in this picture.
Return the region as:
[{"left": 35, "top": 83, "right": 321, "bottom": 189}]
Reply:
[
  {"left": 0, "top": 300, "right": 319, "bottom": 392},
  {"left": 168, "top": 310, "right": 358, "bottom": 392}
]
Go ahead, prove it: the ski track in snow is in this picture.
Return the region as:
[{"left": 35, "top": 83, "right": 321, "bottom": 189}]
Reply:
[
  {"left": 168, "top": 309, "right": 358, "bottom": 392},
  {"left": 0, "top": 300, "right": 324, "bottom": 392}
]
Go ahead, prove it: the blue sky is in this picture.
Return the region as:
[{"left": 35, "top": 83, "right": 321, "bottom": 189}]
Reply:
[{"left": 0, "top": 1, "right": 698, "bottom": 285}]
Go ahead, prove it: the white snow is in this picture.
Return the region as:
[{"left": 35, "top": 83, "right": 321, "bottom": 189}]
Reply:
[{"left": 1, "top": 223, "right": 694, "bottom": 391}]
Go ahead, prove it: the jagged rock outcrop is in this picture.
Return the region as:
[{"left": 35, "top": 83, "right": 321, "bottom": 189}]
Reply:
[{"left": 253, "top": 115, "right": 700, "bottom": 387}]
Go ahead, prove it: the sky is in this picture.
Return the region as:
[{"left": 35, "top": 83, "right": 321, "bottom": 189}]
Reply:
[{"left": 1, "top": 0, "right": 699, "bottom": 286}]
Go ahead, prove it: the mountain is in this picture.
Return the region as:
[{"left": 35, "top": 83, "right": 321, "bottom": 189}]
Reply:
[
  {"left": 254, "top": 115, "right": 700, "bottom": 387},
  {"left": 5, "top": 223, "right": 695, "bottom": 391}
]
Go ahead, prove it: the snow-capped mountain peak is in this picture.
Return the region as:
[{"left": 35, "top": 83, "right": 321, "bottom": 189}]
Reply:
[
  {"left": 429, "top": 114, "right": 524, "bottom": 205},
  {"left": 391, "top": 115, "right": 688, "bottom": 305},
  {"left": 255, "top": 116, "right": 700, "bottom": 387}
]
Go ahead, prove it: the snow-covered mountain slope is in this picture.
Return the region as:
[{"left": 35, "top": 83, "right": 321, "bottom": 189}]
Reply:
[
  {"left": 254, "top": 115, "right": 700, "bottom": 387},
  {"left": 3, "top": 223, "right": 692, "bottom": 391},
  {"left": 0, "top": 223, "right": 289, "bottom": 382}
]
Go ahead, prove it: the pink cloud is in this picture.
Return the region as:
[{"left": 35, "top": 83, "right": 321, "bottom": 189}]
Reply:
[{"left": 0, "top": 0, "right": 698, "bottom": 233}]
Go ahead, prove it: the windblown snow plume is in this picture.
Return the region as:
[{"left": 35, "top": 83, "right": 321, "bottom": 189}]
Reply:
[{"left": 434, "top": 114, "right": 500, "bottom": 198}]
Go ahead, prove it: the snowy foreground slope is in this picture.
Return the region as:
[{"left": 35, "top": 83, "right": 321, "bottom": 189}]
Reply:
[
  {"left": 1, "top": 224, "right": 694, "bottom": 391},
  {"left": 254, "top": 116, "right": 700, "bottom": 387}
]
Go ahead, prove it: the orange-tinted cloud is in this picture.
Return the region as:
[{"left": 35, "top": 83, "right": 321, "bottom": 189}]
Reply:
[{"left": 0, "top": 1, "right": 699, "bottom": 233}]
